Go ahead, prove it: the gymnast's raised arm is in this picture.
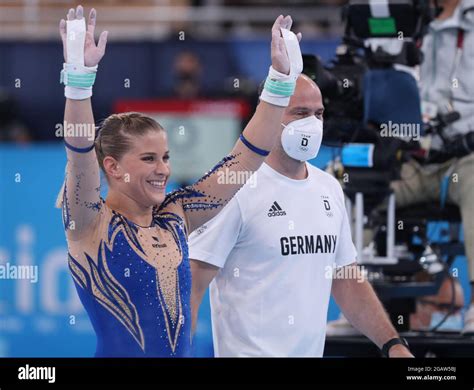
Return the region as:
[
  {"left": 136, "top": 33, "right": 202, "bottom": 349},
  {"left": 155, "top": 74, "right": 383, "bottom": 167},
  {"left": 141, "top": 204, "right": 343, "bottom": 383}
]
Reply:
[
  {"left": 163, "top": 15, "right": 303, "bottom": 233},
  {"left": 57, "top": 5, "right": 108, "bottom": 240}
]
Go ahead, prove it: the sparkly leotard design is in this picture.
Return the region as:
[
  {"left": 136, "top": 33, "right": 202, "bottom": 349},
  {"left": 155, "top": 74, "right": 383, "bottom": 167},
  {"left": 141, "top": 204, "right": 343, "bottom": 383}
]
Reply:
[
  {"left": 63, "top": 152, "right": 257, "bottom": 357},
  {"left": 68, "top": 204, "right": 190, "bottom": 356}
]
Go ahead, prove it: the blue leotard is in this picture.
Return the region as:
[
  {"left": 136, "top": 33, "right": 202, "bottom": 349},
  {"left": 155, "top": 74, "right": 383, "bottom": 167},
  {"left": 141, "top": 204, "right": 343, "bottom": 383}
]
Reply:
[{"left": 63, "top": 153, "right": 251, "bottom": 357}]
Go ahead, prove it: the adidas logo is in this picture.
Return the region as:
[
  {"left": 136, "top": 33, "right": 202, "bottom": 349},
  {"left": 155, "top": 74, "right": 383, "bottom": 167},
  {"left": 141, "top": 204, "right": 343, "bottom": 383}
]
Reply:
[{"left": 267, "top": 201, "right": 286, "bottom": 217}]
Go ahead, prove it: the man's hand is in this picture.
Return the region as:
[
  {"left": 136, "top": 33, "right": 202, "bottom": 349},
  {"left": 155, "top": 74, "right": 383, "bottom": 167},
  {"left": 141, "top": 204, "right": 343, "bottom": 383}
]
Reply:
[
  {"left": 389, "top": 344, "right": 414, "bottom": 358},
  {"left": 270, "top": 15, "right": 302, "bottom": 75},
  {"left": 59, "top": 5, "right": 108, "bottom": 67}
]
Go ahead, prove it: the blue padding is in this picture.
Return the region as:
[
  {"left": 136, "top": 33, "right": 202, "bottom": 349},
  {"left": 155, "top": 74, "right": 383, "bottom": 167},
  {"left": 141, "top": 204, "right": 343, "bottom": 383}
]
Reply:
[
  {"left": 341, "top": 143, "right": 374, "bottom": 167},
  {"left": 363, "top": 68, "right": 423, "bottom": 131}
]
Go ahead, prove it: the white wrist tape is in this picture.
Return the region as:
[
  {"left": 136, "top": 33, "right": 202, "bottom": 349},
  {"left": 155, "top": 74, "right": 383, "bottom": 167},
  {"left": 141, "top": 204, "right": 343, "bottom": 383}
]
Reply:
[
  {"left": 60, "top": 18, "right": 97, "bottom": 100},
  {"left": 260, "top": 66, "right": 295, "bottom": 107},
  {"left": 280, "top": 27, "right": 303, "bottom": 81},
  {"left": 66, "top": 19, "right": 86, "bottom": 65},
  {"left": 260, "top": 28, "right": 303, "bottom": 107},
  {"left": 61, "top": 63, "right": 98, "bottom": 100}
]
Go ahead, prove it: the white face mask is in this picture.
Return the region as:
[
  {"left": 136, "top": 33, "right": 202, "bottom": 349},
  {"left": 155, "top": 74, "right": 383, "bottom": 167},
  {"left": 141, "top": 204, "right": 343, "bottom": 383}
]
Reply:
[
  {"left": 429, "top": 311, "right": 463, "bottom": 331},
  {"left": 281, "top": 115, "right": 323, "bottom": 161}
]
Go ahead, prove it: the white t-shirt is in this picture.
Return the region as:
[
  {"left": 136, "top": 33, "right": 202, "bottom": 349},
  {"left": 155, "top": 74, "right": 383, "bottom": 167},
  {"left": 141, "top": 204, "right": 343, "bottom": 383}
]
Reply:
[{"left": 188, "top": 162, "right": 357, "bottom": 357}]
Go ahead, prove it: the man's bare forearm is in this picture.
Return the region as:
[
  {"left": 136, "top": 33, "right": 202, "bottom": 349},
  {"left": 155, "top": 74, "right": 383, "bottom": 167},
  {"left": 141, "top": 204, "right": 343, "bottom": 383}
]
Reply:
[{"left": 331, "top": 264, "right": 398, "bottom": 348}]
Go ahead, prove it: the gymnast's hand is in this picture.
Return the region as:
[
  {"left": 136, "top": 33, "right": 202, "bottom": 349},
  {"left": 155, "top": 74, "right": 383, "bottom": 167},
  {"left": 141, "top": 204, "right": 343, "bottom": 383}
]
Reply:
[
  {"left": 270, "top": 15, "right": 302, "bottom": 76},
  {"left": 59, "top": 5, "right": 108, "bottom": 67}
]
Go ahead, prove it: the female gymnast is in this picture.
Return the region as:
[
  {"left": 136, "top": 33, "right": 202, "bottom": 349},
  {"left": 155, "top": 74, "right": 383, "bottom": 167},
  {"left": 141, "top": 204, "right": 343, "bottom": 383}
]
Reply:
[{"left": 57, "top": 5, "right": 302, "bottom": 357}]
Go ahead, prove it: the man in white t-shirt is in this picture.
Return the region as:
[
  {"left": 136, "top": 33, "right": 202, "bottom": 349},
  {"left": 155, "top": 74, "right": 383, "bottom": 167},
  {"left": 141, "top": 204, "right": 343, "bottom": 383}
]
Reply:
[{"left": 189, "top": 74, "right": 413, "bottom": 358}]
